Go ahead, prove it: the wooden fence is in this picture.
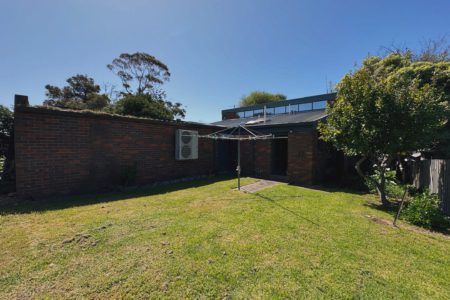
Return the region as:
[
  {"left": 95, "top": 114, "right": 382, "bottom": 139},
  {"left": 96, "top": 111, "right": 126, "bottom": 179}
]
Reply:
[{"left": 411, "top": 159, "right": 450, "bottom": 215}]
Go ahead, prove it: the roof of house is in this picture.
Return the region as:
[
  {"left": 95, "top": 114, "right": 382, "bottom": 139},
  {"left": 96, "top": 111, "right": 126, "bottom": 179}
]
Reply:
[{"left": 211, "top": 109, "right": 327, "bottom": 128}]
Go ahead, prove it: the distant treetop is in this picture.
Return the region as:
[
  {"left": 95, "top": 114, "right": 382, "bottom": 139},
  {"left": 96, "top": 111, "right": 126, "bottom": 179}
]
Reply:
[
  {"left": 239, "top": 91, "right": 287, "bottom": 107},
  {"left": 107, "top": 52, "right": 171, "bottom": 96}
]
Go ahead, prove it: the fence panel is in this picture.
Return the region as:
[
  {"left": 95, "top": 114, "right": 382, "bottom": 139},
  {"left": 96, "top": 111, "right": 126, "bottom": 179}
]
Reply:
[{"left": 412, "top": 159, "right": 450, "bottom": 215}]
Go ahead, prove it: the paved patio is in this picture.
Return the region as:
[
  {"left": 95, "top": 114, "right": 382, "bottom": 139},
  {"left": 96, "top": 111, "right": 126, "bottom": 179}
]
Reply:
[{"left": 237, "top": 179, "right": 281, "bottom": 193}]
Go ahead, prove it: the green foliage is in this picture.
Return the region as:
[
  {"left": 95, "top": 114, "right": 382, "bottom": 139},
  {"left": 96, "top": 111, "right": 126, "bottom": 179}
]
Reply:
[
  {"left": 319, "top": 54, "right": 449, "bottom": 157},
  {"left": 0, "top": 105, "right": 13, "bottom": 139},
  {"left": 318, "top": 53, "right": 450, "bottom": 204},
  {"left": 42, "top": 53, "right": 187, "bottom": 120},
  {"left": 402, "top": 190, "right": 450, "bottom": 229},
  {"left": 44, "top": 74, "right": 110, "bottom": 110},
  {"left": 0, "top": 105, "right": 14, "bottom": 185},
  {"left": 383, "top": 36, "right": 450, "bottom": 63},
  {"left": 108, "top": 52, "right": 186, "bottom": 120},
  {"left": 0, "top": 105, "right": 13, "bottom": 159},
  {"left": 114, "top": 94, "right": 185, "bottom": 121},
  {"left": 107, "top": 52, "right": 170, "bottom": 96},
  {"left": 85, "top": 94, "right": 110, "bottom": 111},
  {"left": 366, "top": 169, "right": 404, "bottom": 199},
  {"left": 239, "top": 91, "right": 286, "bottom": 107}
]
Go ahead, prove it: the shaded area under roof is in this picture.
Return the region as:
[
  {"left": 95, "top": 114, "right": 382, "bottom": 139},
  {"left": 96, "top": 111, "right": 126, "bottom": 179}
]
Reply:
[{"left": 211, "top": 109, "right": 327, "bottom": 128}]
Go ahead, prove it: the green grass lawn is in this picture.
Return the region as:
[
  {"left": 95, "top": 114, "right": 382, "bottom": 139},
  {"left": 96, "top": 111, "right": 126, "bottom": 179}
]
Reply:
[{"left": 1, "top": 177, "right": 449, "bottom": 299}]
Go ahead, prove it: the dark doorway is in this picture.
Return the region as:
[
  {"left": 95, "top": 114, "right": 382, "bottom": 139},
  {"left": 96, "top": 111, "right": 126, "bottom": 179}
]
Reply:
[
  {"left": 216, "top": 140, "right": 237, "bottom": 174},
  {"left": 272, "top": 139, "right": 288, "bottom": 176}
]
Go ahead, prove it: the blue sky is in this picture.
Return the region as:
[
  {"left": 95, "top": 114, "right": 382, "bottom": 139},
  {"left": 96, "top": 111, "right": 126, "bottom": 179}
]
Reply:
[{"left": 1, "top": 0, "right": 449, "bottom": 122}]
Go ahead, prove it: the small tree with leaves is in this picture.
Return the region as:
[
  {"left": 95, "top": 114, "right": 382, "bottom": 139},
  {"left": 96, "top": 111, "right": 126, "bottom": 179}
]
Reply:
[
  {"left": 0, "top": 105, "right": 14, "bottom": 183},
  {"left": 319, "top": 53, "right": 449, "bottom": 206},
  {"left": 115, "top": 93, "right": 185, "bottom": 121},
  {"left": 44, "top": 74, "right": 109, "bottom": 110}
]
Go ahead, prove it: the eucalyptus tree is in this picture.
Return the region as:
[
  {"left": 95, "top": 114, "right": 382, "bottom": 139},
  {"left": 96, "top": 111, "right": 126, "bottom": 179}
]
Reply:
[{"left": 107, "top": 52, "right": 170, "bottom": 96}]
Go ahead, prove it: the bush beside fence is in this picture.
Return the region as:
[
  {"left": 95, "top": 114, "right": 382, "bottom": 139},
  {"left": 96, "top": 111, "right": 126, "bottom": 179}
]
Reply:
[{"left": 411, "top": 159, "right": 450, "bottom": 215}]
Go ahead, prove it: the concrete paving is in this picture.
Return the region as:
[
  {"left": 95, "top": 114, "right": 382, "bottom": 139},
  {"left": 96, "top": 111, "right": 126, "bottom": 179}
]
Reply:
[{"left": 237, "top": 179, "right": 281, "bottom": 193}]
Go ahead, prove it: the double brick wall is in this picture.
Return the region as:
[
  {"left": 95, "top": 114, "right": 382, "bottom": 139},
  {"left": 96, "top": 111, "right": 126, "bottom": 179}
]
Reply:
[{"left": 15, "top": 107, "right": 219, "bottom": 198}]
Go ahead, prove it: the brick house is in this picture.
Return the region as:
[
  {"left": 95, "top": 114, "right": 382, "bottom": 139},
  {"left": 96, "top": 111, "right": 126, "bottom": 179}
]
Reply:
[
  {"left": 211, "top": 92, "right": 342, "bottom": 185},
  {"left": 14, "top": 93, "right": 346, "bottom": 198}
]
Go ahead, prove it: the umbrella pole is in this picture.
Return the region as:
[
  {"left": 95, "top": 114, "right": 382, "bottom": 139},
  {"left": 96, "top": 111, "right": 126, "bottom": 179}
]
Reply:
[
  {"left": 237, "top": 126, "right": 242, "bottom": 190},
  {"left": 237, "top": 137, "right": 241, "bottom": 190}
]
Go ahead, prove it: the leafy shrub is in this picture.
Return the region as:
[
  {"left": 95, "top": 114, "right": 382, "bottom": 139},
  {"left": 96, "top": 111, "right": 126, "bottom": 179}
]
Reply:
[
  {"left": 114, "top": 94, "right": 186, "bottom": 121},
  {"left": 402, "top": 190, "right": 449, "bottom": 229},
  {"left": 365, "top": 169, "right": 404, "bottom": 199}
]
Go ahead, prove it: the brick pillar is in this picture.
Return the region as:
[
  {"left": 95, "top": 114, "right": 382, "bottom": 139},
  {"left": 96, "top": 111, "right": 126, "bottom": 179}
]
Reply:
[{"left": 287, "top": 130, "right": 318, "bottom": 185}]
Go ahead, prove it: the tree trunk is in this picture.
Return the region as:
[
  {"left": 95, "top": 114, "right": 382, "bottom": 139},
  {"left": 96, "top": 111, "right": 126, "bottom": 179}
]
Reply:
[
  {"left": 393, "top": 187, "right": 408, "bottom": 226},
  {"left": 355, "top": 156, "right": 389, "bottom": 207},
  {"left": 355, "top": 156, "right": 369, "bottom": 182},
  {"left": 376, "top": 170, "right": 389, "bottom": 207}
]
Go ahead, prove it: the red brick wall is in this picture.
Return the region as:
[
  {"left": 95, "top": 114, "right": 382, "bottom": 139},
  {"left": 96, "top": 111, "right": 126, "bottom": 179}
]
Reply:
[
  {"left": 287, "top": 131, "right": 318, "bottom": 185},
  {"left": 239, "top": 132, "right": 322, "bottom": 184},
  {"left": 254, "top": 139, "right": 272, "bottom": 177},
  {"left": 15, "top": 107, "right": 219, "bottom": 198},
  {"left": 227, "top": 139, "right": 272, "bottom": 178},
  {"left": 240, "top": 140, "right": 255, "bottom": 176}
]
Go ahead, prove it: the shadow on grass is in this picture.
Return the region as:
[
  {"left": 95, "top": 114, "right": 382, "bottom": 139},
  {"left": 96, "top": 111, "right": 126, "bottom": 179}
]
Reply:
[
  {"left": 252, "top": 192, "right": 321, "bottom": 227},
  {"left": 365, "top": 200, "right": 450, "bottom": 236},
  {"left": 364, "top": 201, "right": 399, "bottom": 215},
  {"left": 0, "top": 176, "right": 231, "bottom": 216},
  {"left": 296, "top": 184, "right": 368, "bottom": 195}
]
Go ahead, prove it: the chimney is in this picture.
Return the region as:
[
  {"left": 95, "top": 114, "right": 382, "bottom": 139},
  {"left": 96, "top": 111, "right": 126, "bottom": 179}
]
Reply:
[{"left": 14, "top": 94, "right": 29, "bottom": 109}]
